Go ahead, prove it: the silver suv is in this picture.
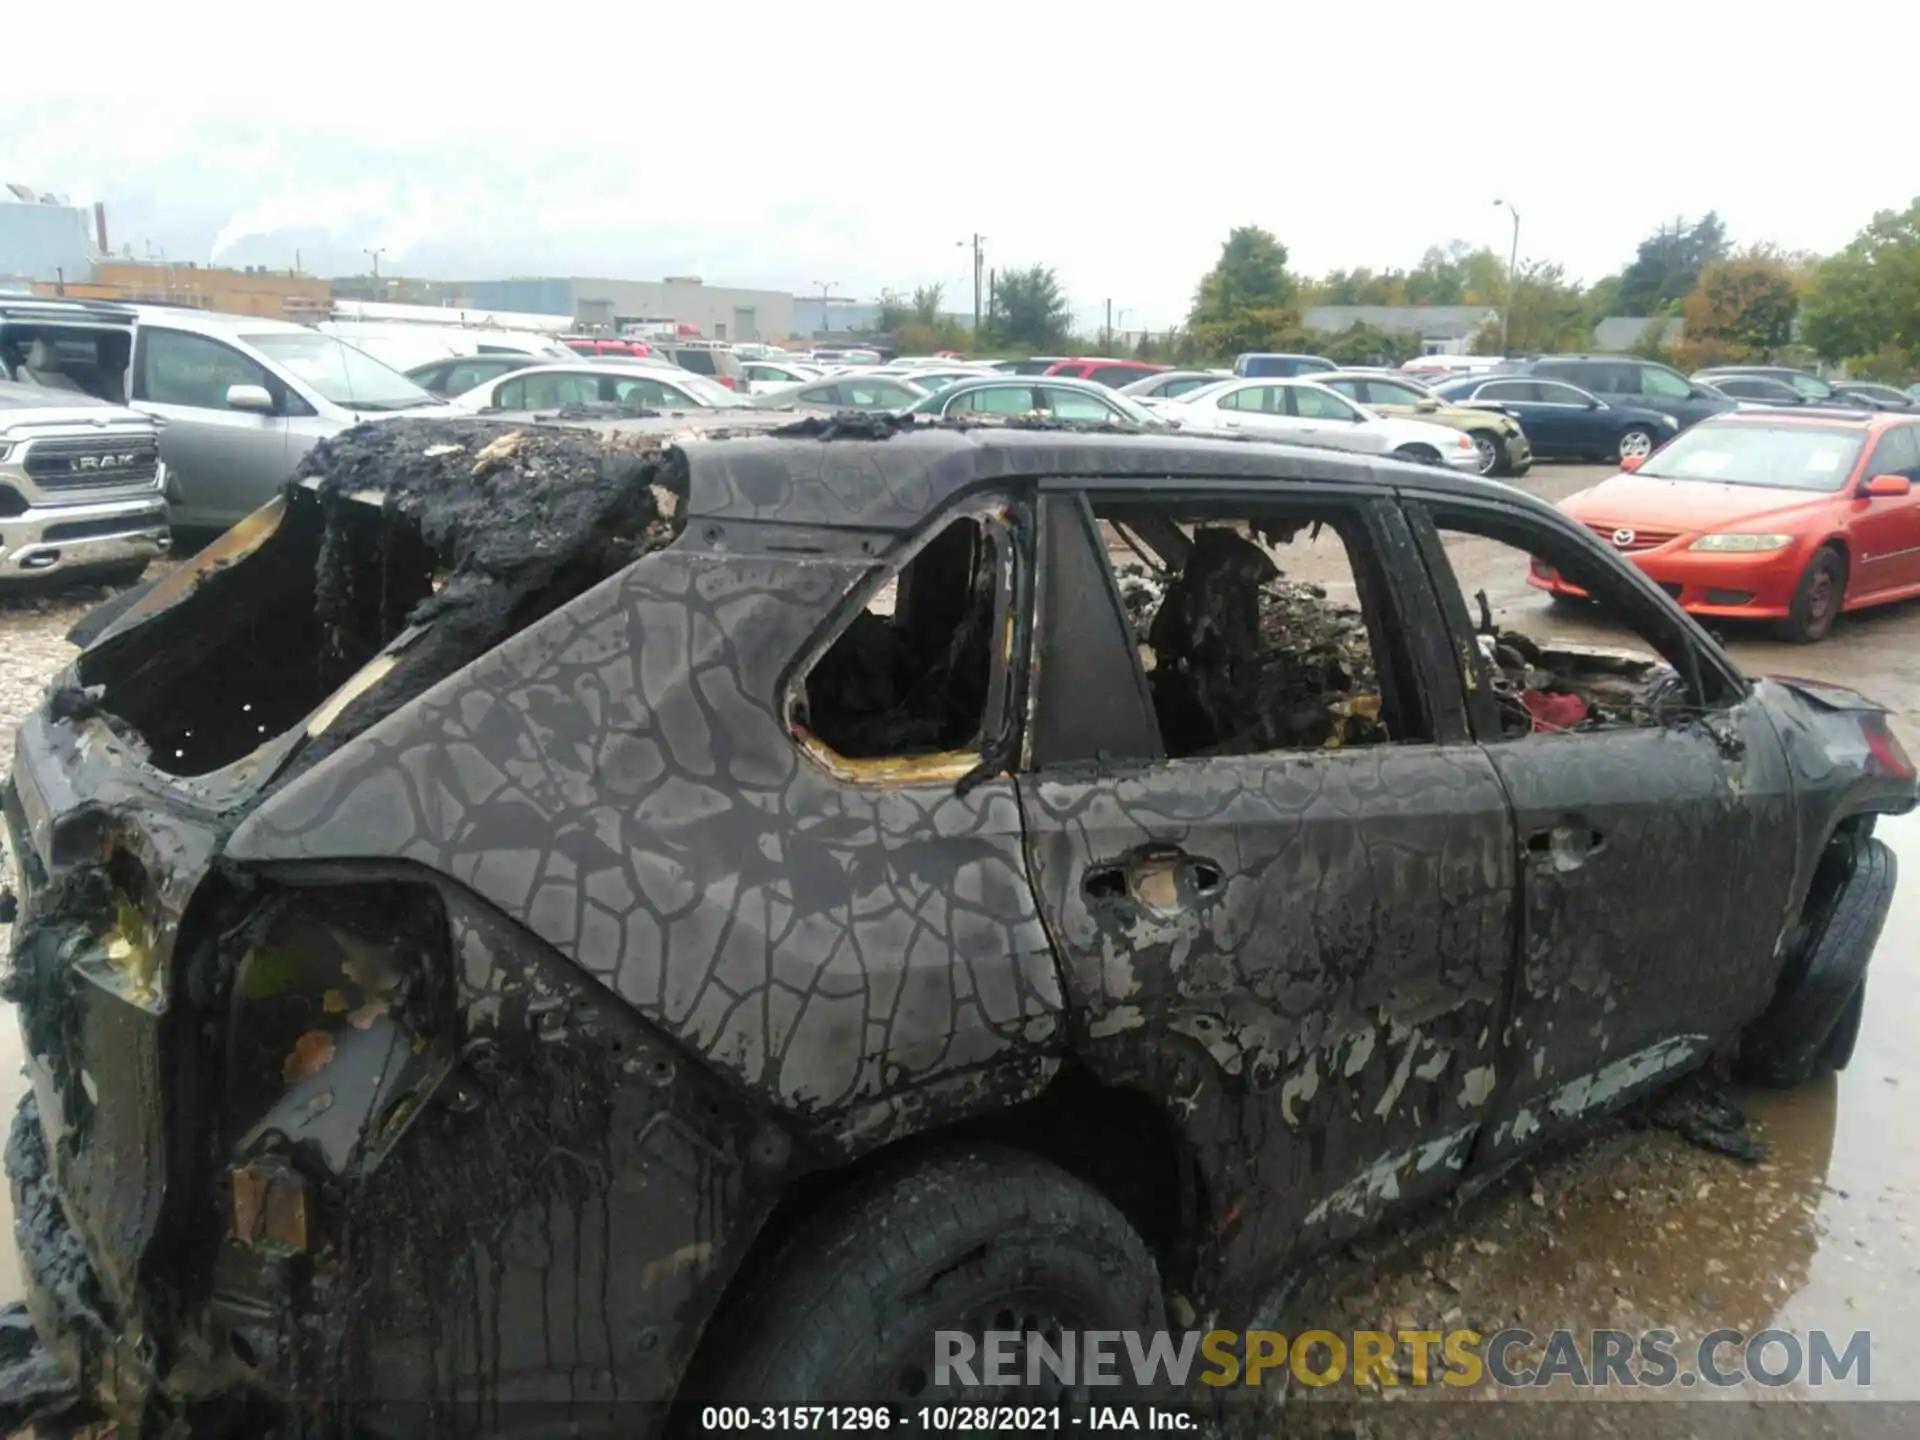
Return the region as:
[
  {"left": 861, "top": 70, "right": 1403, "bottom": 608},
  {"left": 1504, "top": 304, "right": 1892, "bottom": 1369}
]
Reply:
[
  {"left": 0, "top": 381, "right": 168, "bottom": 587},
  {"left": 1, "top": 298, "right": 444, "bottom": 533}
]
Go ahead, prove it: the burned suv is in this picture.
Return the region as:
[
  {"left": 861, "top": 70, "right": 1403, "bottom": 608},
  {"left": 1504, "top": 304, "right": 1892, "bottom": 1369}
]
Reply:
[{"left": 0, "top": 413, "right": 1909, "bottom": 1436}]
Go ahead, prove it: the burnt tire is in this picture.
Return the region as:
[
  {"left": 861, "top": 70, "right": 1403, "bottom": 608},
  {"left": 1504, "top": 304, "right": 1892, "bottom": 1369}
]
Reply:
[
  {"left": 1739, "top": 831, "right": 1894, "bottom": 1088},
  {"left": 1775, "top": 544, "right": 1847, "bottom": 643},
  {"left": 697, "top": 1146, "right": 1164, "bottom": 1409}
]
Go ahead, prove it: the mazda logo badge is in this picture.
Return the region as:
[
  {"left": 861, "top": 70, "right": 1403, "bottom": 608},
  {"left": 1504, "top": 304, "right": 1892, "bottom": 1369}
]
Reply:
[{"left": 1611, "top": 528, "right": 1635, "bottom": 547}]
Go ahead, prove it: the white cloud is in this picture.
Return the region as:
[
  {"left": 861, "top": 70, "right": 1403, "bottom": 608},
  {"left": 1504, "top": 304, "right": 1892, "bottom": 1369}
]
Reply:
[{"left": 5, "top": 0, "right": 1913, "bottom": 328}]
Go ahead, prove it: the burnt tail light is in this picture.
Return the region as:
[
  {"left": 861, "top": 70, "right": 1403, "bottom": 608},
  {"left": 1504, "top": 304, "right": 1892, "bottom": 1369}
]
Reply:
[{"left": 1863, "top": 713, "right": 1915, "bottom": 780}]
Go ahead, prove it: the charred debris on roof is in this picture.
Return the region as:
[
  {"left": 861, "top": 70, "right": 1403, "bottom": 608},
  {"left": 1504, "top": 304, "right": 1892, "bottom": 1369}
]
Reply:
[{"left": 73, "top": 419, "right": 686, "bottom": 783}]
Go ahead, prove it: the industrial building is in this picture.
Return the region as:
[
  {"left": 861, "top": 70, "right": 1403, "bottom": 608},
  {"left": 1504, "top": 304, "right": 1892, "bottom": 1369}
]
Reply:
[
  {"left": 0, "top": 185, "right": 104, "bottom": 286},
  {"left": 460, "top": 276, "right": 795, "bottom": 342}
]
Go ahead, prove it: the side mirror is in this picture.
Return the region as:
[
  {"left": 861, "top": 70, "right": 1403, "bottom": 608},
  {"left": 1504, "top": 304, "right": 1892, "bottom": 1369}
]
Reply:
[
  {"left": 1585, "top": 398, "right": 1601, "bottom": 410},
  {"left": 226, "top": 383, "right": 275, "bottom": 414},
  {"left": 1620, "top": 454, "right": 1646, "bottom": 473},
  {"left": 1414, "top": 398, "right": 1440, "bottom": 412},
  {"left": 1864, "top": 473, "right": 1912, "bottom": 498}
]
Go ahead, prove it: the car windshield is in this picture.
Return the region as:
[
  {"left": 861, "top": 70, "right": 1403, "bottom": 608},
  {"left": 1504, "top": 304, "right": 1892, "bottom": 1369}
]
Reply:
[
  {"left": 677, "top": 373, "right": 750, "bottom": 407},
  {"left": 1637, "top": 423, "right": 1866, "bottom": 492},
  {"left": 1170, "top": 379, "right": 1238, "bottom": 406},
  {"left": 1107, "top": 390, "right": 1166, "bottom": 423},
  {"left": 247, "top": 333, "right": 439, "bottom": 411}
]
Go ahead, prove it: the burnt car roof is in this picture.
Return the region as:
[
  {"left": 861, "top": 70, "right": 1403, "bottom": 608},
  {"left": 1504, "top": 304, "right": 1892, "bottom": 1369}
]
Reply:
[{"left": 471, "top": 406, "right": 1558, "bottom": 534}]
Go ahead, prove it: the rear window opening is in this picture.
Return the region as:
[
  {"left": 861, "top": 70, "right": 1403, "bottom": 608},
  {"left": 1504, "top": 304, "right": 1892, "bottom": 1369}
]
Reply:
[
  {"left": 796, "top": 511, "right": 1006, "bottom": 761},
  {"left": 75, "top": 419, "right": 687, "bottom": 779}
]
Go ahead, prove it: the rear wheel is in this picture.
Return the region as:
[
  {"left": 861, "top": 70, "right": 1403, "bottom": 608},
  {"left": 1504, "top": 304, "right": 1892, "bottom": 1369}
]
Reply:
[
  {"left": 1392, "top": 444, "right": 1442, "bottom": 466},
  {"left": 1775, "top": 544, "right": 1846, "bottom": 643},
  {"left": 699, "top": 1147, "right": 1164, "bottom": 1408},
  {"left": 1616, "top": 427, "right": 1657, "bottom": 464}
]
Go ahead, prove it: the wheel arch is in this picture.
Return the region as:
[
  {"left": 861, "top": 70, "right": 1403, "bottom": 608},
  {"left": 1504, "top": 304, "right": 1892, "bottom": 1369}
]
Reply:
[{"left": 681, "top": 1066, "right": 1204, "bottom": 1391}]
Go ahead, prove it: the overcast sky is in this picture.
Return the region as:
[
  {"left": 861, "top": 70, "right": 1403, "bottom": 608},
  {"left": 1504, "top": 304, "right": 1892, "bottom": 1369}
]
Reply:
[{"left": 4, "top": 3, "right": 1908, "bottom": 332}]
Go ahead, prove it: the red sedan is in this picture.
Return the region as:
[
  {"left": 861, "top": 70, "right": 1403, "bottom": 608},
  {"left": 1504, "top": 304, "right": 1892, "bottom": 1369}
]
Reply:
[
  {"left": 1533, "top": 410, "right": 1920, "bottom": 641},
  {"left": 1041, "top": 357, "right": 1166, "bottom": 387}
]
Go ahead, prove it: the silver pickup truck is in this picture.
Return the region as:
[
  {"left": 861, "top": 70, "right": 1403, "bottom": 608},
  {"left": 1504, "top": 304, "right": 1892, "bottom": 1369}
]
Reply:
[
  {"left": 0, "top": 381, "right": 168, "bottom": 587},
  {"left": 0, "top": 297, "right": 444, "bottom": 533}
]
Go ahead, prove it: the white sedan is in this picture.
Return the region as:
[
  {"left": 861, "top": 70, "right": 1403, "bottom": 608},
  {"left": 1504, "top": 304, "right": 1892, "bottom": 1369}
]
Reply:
[
  {"left": 1160, "top": 378, "right": 1481, "bottom": 468},
  {"left": 445, "top": 363, "right": 749, "bottom": 412},
  {"left": 738, "top": 359, "right": 825, "bottom": 394}
]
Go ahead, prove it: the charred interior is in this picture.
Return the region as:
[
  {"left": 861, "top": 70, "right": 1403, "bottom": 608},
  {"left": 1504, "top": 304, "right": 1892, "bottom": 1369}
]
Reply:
[
  {"left": 799, "top": 513, "right": 1000, "bottom": 758},
  {"left": 1097, "top": 511, "right": 1406, "bottom": 757},
  {"left": 73, "top": 420, "right": 686, "bottom": 779}
]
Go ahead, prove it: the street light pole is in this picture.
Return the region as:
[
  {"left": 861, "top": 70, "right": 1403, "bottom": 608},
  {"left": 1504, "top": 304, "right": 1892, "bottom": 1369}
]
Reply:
[
  {"left": 814, "top": 280, "right": 836, "bottom": 334},
  {"left": 1493, "top": 200, "right": 1520, "bottom": 357},
  {"left": 956, "top": 234, "right": 984, "bottom": 336},
  {"left": 364, "top": 247, "right": 385, "bottom": 282}
]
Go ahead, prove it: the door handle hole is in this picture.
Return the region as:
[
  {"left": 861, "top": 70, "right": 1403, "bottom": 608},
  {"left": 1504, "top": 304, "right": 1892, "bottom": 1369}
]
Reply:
[
  {"left": 1083, "top": 866, "right": 1127, "bottom": 901},
  {"left": 1189, "top": 860, "right": 1224, "bottom": 893}
]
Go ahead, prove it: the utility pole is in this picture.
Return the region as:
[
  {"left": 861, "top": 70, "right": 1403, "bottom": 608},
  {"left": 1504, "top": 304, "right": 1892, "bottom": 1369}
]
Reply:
[
  {"left": 1493, "top": 199, "right": 1520, "bottom": 357},
  {"left": 364, "top": 247, "right": 385, "bottom": 283},
  {"left": 1104, "top": 298, "right": 1112, "bottom": 351},
  {"left": 814, "top": 280, "right": 836, "bottom": 333},
  {"left": 956, "top": 234, "right": 985, "bottom": 336}
]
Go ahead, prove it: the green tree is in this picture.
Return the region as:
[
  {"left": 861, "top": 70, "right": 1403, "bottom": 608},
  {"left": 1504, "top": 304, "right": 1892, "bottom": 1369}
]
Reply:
[
  {"left": 1314, "top": 322, "right": 1419, "bottom": 365},
  {"left": 1680, "top": 248, "right": 1801, "bottom": 362},
  {"left": 876, "top": 288, "right": 911, "bottom": 332},
  {"left": 1617, "top": 213, "right": 1729, "bottom": 314},
  {"left": 1401, "top": 241, "right": 1506, "bottom": 306},
  {"left": 1190, "top": 227, "right": 1296, "bottom": 323},
  {"left": 1801, "top": 199, "right": 1920, "bottom": 370},
  {"left": 988, "top": 265, "right": 1074, "bottom": 349},
  {"left": 1188, "top": 226, "right": 1300, "bottom": 358},
  {"left": 911, "top": 283, "right": 944, "bottom": 326},
  {"left": 1471, "top": 261, "right": 1590, "bottom": 355}
]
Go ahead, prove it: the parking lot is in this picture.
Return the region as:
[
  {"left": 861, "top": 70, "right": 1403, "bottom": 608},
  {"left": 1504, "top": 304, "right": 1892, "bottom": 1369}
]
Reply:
[{"left": 4, "top": 459, "right": 1920, "bottom": 1428}]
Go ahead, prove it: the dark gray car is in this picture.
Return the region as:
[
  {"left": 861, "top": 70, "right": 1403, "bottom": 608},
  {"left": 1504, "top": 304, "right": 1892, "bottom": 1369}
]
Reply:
[
  {"left": 1512, "top": 355, "right": 1737, "bottom": 432},
  {"left": 2, "top": 414, "right": 1908, "bottom": 1435}
]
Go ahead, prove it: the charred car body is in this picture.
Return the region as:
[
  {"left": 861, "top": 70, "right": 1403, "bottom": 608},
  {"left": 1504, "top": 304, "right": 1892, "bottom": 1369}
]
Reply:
[{"left": 0, "top": 412, "right": 1911, "bottom": 1435}]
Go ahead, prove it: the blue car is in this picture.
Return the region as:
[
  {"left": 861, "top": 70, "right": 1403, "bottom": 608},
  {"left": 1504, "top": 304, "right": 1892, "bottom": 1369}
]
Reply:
[
  {"left": 1433, "top": 374, "right": 1681, "bottom": 465},
  {"left": 1232, "top": 352, "right": 1336, "bottom": 378}
]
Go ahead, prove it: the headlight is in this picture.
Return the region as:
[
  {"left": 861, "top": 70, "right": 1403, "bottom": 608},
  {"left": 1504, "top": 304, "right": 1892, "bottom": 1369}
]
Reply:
[
  {"left": 1688, "top": 533, "right": 1794, "bottom": 552},
  {"left": 1656, "top": 414, "right": 1679, "bottom": 429}
]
